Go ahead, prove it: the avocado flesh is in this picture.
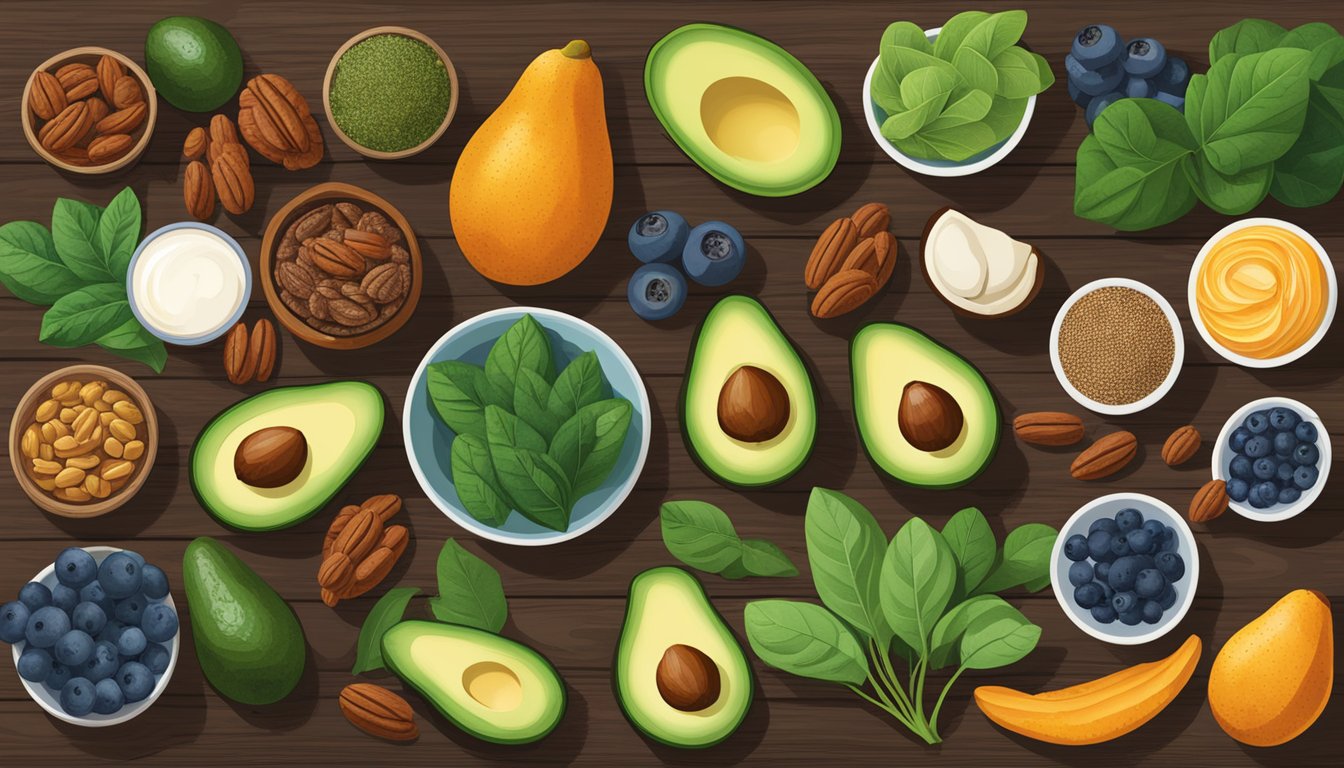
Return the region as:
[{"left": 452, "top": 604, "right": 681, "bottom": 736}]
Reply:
[
  {"left": 190, "top": 381, "right": 384, "bottom": 531},
  {"left": 682, "top": 295, "right": 816, "bottom": 487},
  {"left": 614, "top": 567, "right": 753, "bottom": 748},
  {"left": 382, "top": 620, "right": 565, "bottom": 744},
  {"left": 644, "top": 23, "right": 841, "bottom": 196},
  {"left": 851, "top": 323, "right": 1000, "bottom": 488},
  {"left": 183, "top": 537, "right": 306, "bottom": 705}
]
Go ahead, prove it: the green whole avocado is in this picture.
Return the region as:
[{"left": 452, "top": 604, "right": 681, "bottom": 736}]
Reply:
[
  {"left": 183, "top": 537, "right": 305, "bottom": 705},
  {"left": 145, "top": 16, "right": 244, "bottom": 112}
]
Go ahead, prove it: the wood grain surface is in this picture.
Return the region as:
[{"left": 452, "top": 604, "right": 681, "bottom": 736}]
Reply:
[{"left": 0, "top": 1, "right": 1339, "bottom": 765}]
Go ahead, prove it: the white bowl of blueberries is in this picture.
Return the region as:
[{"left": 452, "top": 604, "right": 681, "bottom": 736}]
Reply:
[
  {"left": 1213, "top": 397, "right": 1329, "bottom": 523},
  {"left": 1052, "top": 494, "right": 1198, "bottom": 645},
  {"left": 1, "top": 546, "right": 179, "bottom": 726}
]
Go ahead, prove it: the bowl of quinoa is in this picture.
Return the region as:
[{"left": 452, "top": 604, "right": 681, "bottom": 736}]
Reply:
[
  {"left": 1049, "top": 278, "right": 1184, "bottom": 415},
  {"left": 323, "top": 26, "right": 458, "bottom": 159}
]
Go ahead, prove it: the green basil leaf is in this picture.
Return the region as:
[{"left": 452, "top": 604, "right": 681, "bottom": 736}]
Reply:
[
  {"left": 958, "top": 609, "right": 1040, "bottom": 670},
  {"left": 1271, "top": 88, "right": 1344, "bottom": 207},
  {"left": 545, "top": 350, "right": 609, "bottom": 424},
  {"left": 880, "top": 517, "right": 956, "bottom": 658},
  {"left": 942, "top": 507, "right": 996, "bottom": 599},
  {"left": 1209, "top": 19, "right": 1287, "bottom": 64},
  {"left": 514, "top": 367, "right": 562, "bottom": 442},
  {"left": 881, "top": 21, "right": 931, "bottom": 53},
  {"left": 95, "top": 318, "right": 166, "bottom": 373},
  {"left": 1074, "top": 131, "right": 1196, "bottom": 231},
  {"left": 0, "top": 221, "right": 84, "bottom": 305},
  {"left": 952, "top": 47, "right": 998, "bottom": 95},
  {"left": 960, "top": 9, "right": 1027, "bottom": 60},
  {"left": 924, "top": 87, "right": 992, "bottom": 129},
  {"left": 96, "top": 188, "right": 140, "bottom": 281},
  {"left": 427, "top": 361, "right": 499, "bottom": 439},
  {"left": 51, "top": 198, "right": 112, "bottom": 283},
  {"left": 1186, "top": 48, "right": 1312, "bottom": 175},
  {"left": 933, "top": 10, "right": 990, "bottom": 61},
  {"left": 739, "top": 539, "right": 799, "bottom": 578},
  {"left": 720, "top": 560, "right": 750, "bottom": 580},
  {"left": 352, "top": 587, "right": 419, "bottom": 674},
  {"left": 486, "top": 406, "right": 571, "bottom": 530},
  {"left": 1183, "top": 151, "right": 1275, "bottom": 214},
  {"left": 39, "top": 284, "right": 131, "bottom": 347},
  {"left": 804, "top": 488, "right": 890, "bottom": 647},
  {"left": 992, "top": 46, "right": 1044, "bottom": 99},
  {"left": 428, "top": 539, "right": 508, "bottom": 632},
  {"left": 928, "top": 594, "right": 1017, "bottom": 669},
  {"left": 451, "top": 433, "right": 512, "bottom": 526},
  {"left": 974, "top": 523, "right": 1057, "bottom": 595},
  {"left": 659, "top": 500, "right": 743, "bottom": 573},
  {"left": 484, "top": 314, "right": 553, "bottom": 398},
  {"left": 743, "top": 600, "right": 869, "bottom": 684}
]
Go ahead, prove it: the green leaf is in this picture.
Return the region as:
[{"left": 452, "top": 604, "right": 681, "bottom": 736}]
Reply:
[
  {"left": 427, "top": 361, "right": 497, "bottom": 439},
  {"left": 352, "top": 587, "right": 419, "bottom": 674},
  {"left": 981, "top": 96, "right": 1029, "bottom": 142},
  {"left": 958, "top": 609, "right": 1040, "bottom": 670},
  {"left": 1271, "top": 89, "right": 1344, "bottom": 206},
  {"left": 485, "top": 405, "right": 571, "bottom": 531},
  {"left": 1186, "top": 49, "right": 1312, "bottom": 175},
  {"left": 933, "top": 10, "right": 990, "bottom": 61},
  {"left": 1210, "top": 19, "right": 1287, "bottom": 64},
  {"left": 1074, "top": 128, "right": 1197, "bottom": 231},
  {"left": 1184, "top": 151, "right": 1275, "bottom": 214},
  {"left": 883, "top": 46, "right": 957, "bottom": 86},
  {"left": 804, "top": 488, "right": 891, "bottom": 648},
  {"left": 917, "top": 121, "right": 999, "bottom": 161},
  {"left": 547, "top": 398, "right": 632, "bottom": 498},
  {"left": 974, "top": 523, "right": 1057, "bottom": 595},
  {"left": 1023, "top": 573, "right": 1053, "bottom": 593},
  {"left": 881, "top": 21, "right": 931, "bottom": 53},
  {"left": 1093, "top": 96, "right": 1198, "bottom": 170},
  {"left": 95, "top": 318, "right": 166, "bottom": 373},
  {"left": 451, "top": 433, "right": 513, "bottom": 526},
  {"left": 871, "top": 66, "right": 905, "bottom": 114},
  {"left": 885, "top": 66, "right": 958, "bottom": 140},
  {"left": 1032, "top": 51, "right": 1056, "bottom": 91},
  {"left": 880, "top": 517, "right": 956, "bottom": 658},
  {"left": 942, "top": 507, "right": 996, "bottom": 598},
  {"left": 960, "top": 10, "right": 1028, "bottom": 60},
  {"left": 743, "top": 600, "right": 869, "bottom": 684},
  {"left": 484, "top": 314, "right": 553, "bottom": 398},
  {"left": 0, "top": 221, "right": 84, "bottom": 305},
  {"left": 514, "top": 368, "right": 562, "bottom": 441},
  {"left": 97, "top": 188, "right": 141, "bottom": 281},
  {"left": 739, "top": 539, "right": 799, "bottom": 578},
  {"left": 928, "top": 594, "right": 1018, "bottom": 669},
  {"left": 659, "top": 500, "right": 743, "bottom": 573},
  {"left": 39, "top": 283, "right": 132, "bottom": 347},
  {"left": 545, "top": 351, "right": 609, "bottom": 424},
  {"left": 924, "top": 87, "right": 993, "bottom": 129},
  {"left": 428, "top": 539, "right": 508, "bottom": 632},
  {"left": 50, "top": 198, "right": 112, "bottom": 283},
  {"left": 992, "top": 47, "right": 1044, "bottom": 99},
  {"left": 952, "top": 47, "right": 999, "bottom": 95},
  {"left": 1278, "top": 23, "right": 1344, "bottom": 79}
]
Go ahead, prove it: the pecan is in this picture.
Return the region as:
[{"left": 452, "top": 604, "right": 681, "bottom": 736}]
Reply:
[
  {"left": 211, "top": 143, "right": 254, "bottom": 215},
  {"left": 308, "top": 287, "right": 334, "bottom": 321},
  {"left": 84, "top": 97, "right": 109, "bottom": 126},
  {"left": 811, "top": 268, "right": 877, "bottom": 319},
  {"left": 241, "top": 74, "right": 310, "bottom": 153},
  {"left": 1161, "top": 425, "right": 1201, "bottom": 467},
  {"left": 356, "top": 211, "right": 400, "bottom": 242},
  {"left": 389, "top": 245, "right": 410, "bottom": 264},
  {"left": 317, "top": 552, "right": 355, "bottom": 592},
  {"left": 334, "top": 202, "right": 364, "bottom": 229},
  {"left": 275, "top": 261, "right": 317, "bottom": 299},
  {"left": 360, "top": 494, "right": 402, "bottom": 523},
  {"left": 340, "top": 282, "right": 375, "bottom": 308},
  {"left": 296, "top": 242, "right": 317, "bottom": 271},
  {"left": 86, "top": 133, "right": 132, "bottom": 165},
  {"left": 183, "top": 160, "right": 215, "bottom": 220},
  {"left": 850, "top": 202, "right": 891, "bottom": 238},
  {"left": 53, "top": 147, "right": 91, "bottom": 167},
  {"left": 38, "top": 101, "right": 92, "bottom": 152},
  {"left": 329, "top": 298, "right": 377, "bottom": 327},
  {"left": 29, "top": 70, "right": 67, "bottom": 121},
  {"left": 56, "top": 63, "right": 98, "bottom": 100},
  {"left": 277, "top": 237, "right": 299, "bottom": 262},
  {"left": 332, "top": 508, "right": 381, "bottom": 563},
  {"left": 323, "top": 504, "right": 363, "bottom": 557},
  {"left": 1189, "top": 479, "right": 1228, "bottom": 523},
  {"left": 249, "top": 318, "right": 277, "bottom": 382},
  {"left": 96, "top": 55, "right": 124, "bottom": 102},
  {"left": 344, "top": 229, "right": 390, "bottom": 261},
  {"left": 280, "top": 289, "right": 311, "bottom": 319},
  {"left": 1070, "top": 431, "right": 1138, "bottom": 480},
  {"left": 841, "top": 237, "right": 881, "bottom": 277},
  {"left": 309, "top": 240, "right": 364, "bottom": 278},
  {"left": 339, "top": 684, "right": 418, "bottom": 742},
  {"left": 223, "top": 323, "right": 254, "bottom": 385},
  {"left": 183, "top": 126, "right": 208, "bottom": 160},
  {"left": 293, "top": 204, "right": 332, "bottom": 242},
  {"left": 95, "top": 102, "right": 145, "bottom": 136},
  {"left": 1013, "top": 412, "right": 1085, "bottom": 446},
  {"left": 805, "top": 217, "right": 859, "bottom": 290},
  {"left": 361, "top": 263, "right": 407, "bottom": 303},
  {"left": 111, "top": 76, "right": 142, "bottom": 109},
  {"left": 207, "top": 114, "right": 238, "bottom": 163},
  {"left": 323, "top": 227, "right": 346, "bottom": 243}
]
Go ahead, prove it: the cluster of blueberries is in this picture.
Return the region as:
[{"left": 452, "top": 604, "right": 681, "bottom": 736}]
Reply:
[
  {"left": 1225, "top": 406, "right": 1320, "bottom": 509},
  {"left": 1063, "top": 507, "right": 1187, "bottom": 627},
  {"left": 0, "top": 549, "right": 178, "bottom": 718},
  {"left": 626, "top": 211, "right": 746, "bottom": 320},
  {"left": 1066, "top": 24, "right": 1190, "bottom": 126}
]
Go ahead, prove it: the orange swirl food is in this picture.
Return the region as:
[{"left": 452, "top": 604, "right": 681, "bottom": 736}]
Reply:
[{"left": 1195, "top": 225, "right": 1328, "bottom": 360}]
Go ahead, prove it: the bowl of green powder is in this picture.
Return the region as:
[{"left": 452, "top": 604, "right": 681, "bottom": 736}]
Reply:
[{"left": 324, "top": 26, "right": 458, "bottom": 159}]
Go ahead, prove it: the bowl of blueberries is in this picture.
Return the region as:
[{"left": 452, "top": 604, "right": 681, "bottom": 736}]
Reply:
[
  {"left": 1214, "top": 397, "right": 1329, "bottom": 522},
  {"left": 1052, "top": 493, "right": 1198, "bottom": 645},
  {"left": 0, "top": 546, "right": 178, "bottom": 726}
]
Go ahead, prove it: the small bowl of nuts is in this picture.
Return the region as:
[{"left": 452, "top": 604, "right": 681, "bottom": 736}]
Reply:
[
  {"left": 8, "top": 365, "right": 158, "bottom": 518},
  {"left": 21, "top": 47, "right": 157, "bottom": 174},
  {"left": 260, "top": 182, "right": 422, "bottom": 350}
]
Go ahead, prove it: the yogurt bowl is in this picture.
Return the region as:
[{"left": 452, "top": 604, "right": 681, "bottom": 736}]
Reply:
[{"left": 127, "top": 223, "right": 252, "bottom": 346}]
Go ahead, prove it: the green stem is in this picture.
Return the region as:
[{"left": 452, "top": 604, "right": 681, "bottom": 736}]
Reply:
[
  {"left": 929, "top": 665, "right": 968, "bottom": 739},
  {"left": 867, "top": 641, "right": 915, "bottom": 721},
  {"left": 912, "top": 655, "right": 929, "bottom": 723},
  {"left": 847, "top": 682, "right": 915, "bottom": 731}
]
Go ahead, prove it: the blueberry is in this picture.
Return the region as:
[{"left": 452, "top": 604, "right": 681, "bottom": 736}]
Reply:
[
  {"left": 54, "top": 629, "right": 95, "bottom": 667},
  {"left": 45, "top": 661, "right": 72, "bottom": 691},
  {"left": 1087, "top": 530, "right": 1114, "bottom": 561},
  {"left": 1267, "top": 407, "right": 1299, "bottom": 431},
  {"left": 1295, "top": 422, "right": 1318, "bottom": 443},
  {"left": 51, "top": 584, "right": 78, "bottom": 615},
  {"left": 1067, "top": 80, "right": 1090, "bottom": 108},
  {"left": 1292, "top": 442, "right": 1319, "bottom": 466},
  {"left": 1068, "top": 54, "right": 1124, "bottom": 96},
  {"left": 71, "top": 601, "right": 107, "bottom": 636},
  {"left": 1158, "top": 584, "right": 1178, "bottom": 610},
  {"left": 1254, "top": 481, "right": 1280, "bottom": 507},
  {"left": 1245, "top": 411, "right": 1271, "bottom": 433},
  {"left": 1064, "top": 534, "right": 1090, "bottom": 561},
  {"left": 1141, "top": 519, "right": 1165, "bottom": 539},
  {"left": 1135, "top": 568, "right": 1168, "bottom": 598},
  {"left": 1248, "top": 485, "right": 1272, "bottom": 509},
  {"left": 1278, "top": 486, "right": 1302, "bottom": 505},
  {"left": 54, "top": 547, "right": 97, "bottom": 588},
  {"left": 1123, "top": 38, "right": 1167, "bottom": 78},
  {"left": 1124, "top": 76, "right": 1156, "bottom": 98},
  {"left": 1228, "top": 455, "right": 1253, "bottom": 480},
  {"left": 1243, "top": 435, "right": 1271, "bottom": 459},
  {"left": 682, "top": 222, "right": 745, "bottom": 287},
  {"left": 627, "top": 210, "right": 690, "bottom": 264},
  {"left": 1153, "top": 56, "right": 1190, "bottom": 93},
  {"left": 1154, "top": 551, "right": 1185, "bottom": 582},
  {"left": 116, "top": 626, "right": 147, "bottom": 658},
  {"left": 1108, "top": 556, "right": 1140, "bottom": 592},
  {"left": 121, "top": 551, "right": 145, "bottom": 568},
  {"left": 114, "top": 595, "right": 146, "bottom": 626},
  {"left": 98, "top": 552, "right": 143, "bottom": 599},
  {"left": 1161, "top": 525, "right": 1177, "bottom": 544},
  {"left": 0, "top": 600, "right": 30, "bottom": 643},
  {"left": 626, "top": 263, "right": 687, "bottom": 321},
  {"left": 1068, "top": 560, "right": 1095, "bottom": 587},
  {"left": 1112, "top": 590, "right": 1139, "bottom": 614},
  {"left": 1091, "top": 604, "right": 1118, "bottom": 624},
  {"left": 18, "top": 581, "right": 52, "bottom": 612},
  {"left": 17, "top": 647, "right": 54, "bottom": 683},
  {"left": 1141, "top": 599, "right": 1165, "bottom": 625},
  {"left": 1089, "top": 517, "right": 1120, "bottom": 535},
  {"left": 1274, "top": 460, "right": 1295, "bottom": 485},
  {"left": 141, "top": 643, "right": 172, "bottom": 676},
  {"left": 1252, "top": 457, "right": 1277, "bottom": 481},
  {"left": 60, "top": 677, "right": 96, "bottom": 716},
  {"left": 1127, "top": 529, "right": 1155, "bottom": 555},
  {"left": 1228, "top": 427, "right": 1251, "bottom": 453},
  {"left": 92, "top": 677, "right": 125, "bottom": 715},
  {"left": 1115, "top": 508, "right": 1144, "bottom": 532},
  {"left": 1227, "top": 478, "right": 1250, "bottom": 502},
  {"left": 1097, "top": 580, "right": 1115, "bottom": 601},
  {"left": 1293, "top": 465, "right": 1319, "bottom": 490},
  {"left": 1273, "top": 431, "right": 1297, "bottom": 458},
  {"left": 85, "top": 641, "right": 119, "bottom": 682},
  {"left": 1119, "top": 607, "right": 1144, "bottom": 626},
  {"left": 1084, "top": 90, "right": 1124, "bottom": 126},
  {"left": 1109, "top": 535, "right": 1132, "bottom": 559},
  {"left": 96, "top": 620, "right": 125, "bottom": 646},
  {"left": 25, "top": 605, "right": 70, "bottom": 648},
  {"left": 1094, "top": 561, "right": 1112, "bottom": 583},
  {"left": 140, "top": 603, "right": 178, "bottom": 644},
  {"left": 1073, "top": 582, "right": 1104, "bottom": 609},
  {"left": 79, "top": 581, "right": 114, "bottom": 614},
  {"left": 139, "top": 565, "right": 170, "bottom": 601},
  {"left": 117, "top": 661, "right": 155, "bottom": 703},
  {"left": 1072, "top": 24, "right": 1124, "bottom": 69}
]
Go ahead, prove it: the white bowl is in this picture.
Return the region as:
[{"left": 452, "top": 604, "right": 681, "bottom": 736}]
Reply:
[
  {"left": 1049, "top": 278, "right": 1185, "bottom": 415},
  {"left": 1187, "top": 218, "right": 1336, "bottom": 368},
  {"left": 11, "top": 546, "right": 179, "bottom": 726},
  {"left": 862, "top": 26, "right": 1037, "bottom": 177},
  {"left": 1212, "top": 397, "right": 1330, "bottom": 522},
  {"left": 1051, "top": 493, "right": 1199, "bottom": 646}
]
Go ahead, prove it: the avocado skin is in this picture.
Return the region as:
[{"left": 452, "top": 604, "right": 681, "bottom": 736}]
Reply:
[
  {"left": 144, "top": 16, "right": 244, "bottom": 112},
  {"left": 183, "top": 537, "right": 305, "bottom": 705}
]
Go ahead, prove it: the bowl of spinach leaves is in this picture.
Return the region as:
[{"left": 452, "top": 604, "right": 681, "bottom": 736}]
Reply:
[{"left": 404, "top": 307, "right": 650, "bottom": 545}]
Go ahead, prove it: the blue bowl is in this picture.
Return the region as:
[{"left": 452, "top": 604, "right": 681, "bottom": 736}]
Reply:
[
  {"left": 404, "top": 307, "right": 651, "bottom": 545},
  {"left": 126, "top": 222, "right": 252, "bottom": 346}
]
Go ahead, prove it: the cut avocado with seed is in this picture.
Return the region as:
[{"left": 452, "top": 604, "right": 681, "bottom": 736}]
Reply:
[
  {"left": 615, "top": 567, "right": 753, "bottom": 748},
  {"left": 851, "top": 323, "right": 1000, "bottom": 488},
  {"left": 645, "top": 23, "right": 841, "bottom": 197},
  {"left": 382, "top": 620, "right": 565, "bottom": 745},
  {"left": 682, "top": 295, "right": 817, "bottom": 487},
  {"left": 191, "top": 381, "right": 384, "bottom": 531}
]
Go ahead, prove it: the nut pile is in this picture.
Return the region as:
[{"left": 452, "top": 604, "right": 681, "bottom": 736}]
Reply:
[
  {"left": 182, "top": 114, "right": 256, "bottom": 218},
  {"left": 805, "top": 202, "right": 897, "bottom": 318},
  {"left": 222, "top": 318, "right": 278, "bottom": 385},
  {"left": 238, "top": 74, "right": 324, "bottom": 170},
  {"left": 275, "top": 200, "right": 412, "bottom": 336},
  {"left": 28, "top": 55, "right": 146, "bottom": 167},
  {"left": 319, "top": 494, "right": 409, "bottom": 606},
  {"left": 18, "top": 378, "right": 146, "bottom": 504},
  {"left": 1057, "top": 286, "right": 1175, "bottom": 406}
]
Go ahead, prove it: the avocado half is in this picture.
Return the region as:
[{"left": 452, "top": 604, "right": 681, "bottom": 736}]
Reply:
[
  {"left": 681, "top": 295, "right": 817, "bottom": 488},
  {"left": 850, "top": 323, "right": 1000, "bottom": 488},
  {"left": 190, "top": 381, "right": 384, "bottom": 531},
  {"left": 614, "top": 567, "right": 753, "bottom": 748},
  {"left": 382, "top": 620, "right": 566, "bottom": 745},
  {"left": 645, "top": 23, "right": 841, "bottom": 197}
]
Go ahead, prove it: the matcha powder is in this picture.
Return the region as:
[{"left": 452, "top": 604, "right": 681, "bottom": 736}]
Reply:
[{"left": 330, "top": 34, "right": 452, "bottom": 152}]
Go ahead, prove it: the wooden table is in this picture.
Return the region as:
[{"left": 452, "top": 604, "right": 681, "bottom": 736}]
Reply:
[{"left": 1, "top": 1, "right": 1338, "bottom": 765}]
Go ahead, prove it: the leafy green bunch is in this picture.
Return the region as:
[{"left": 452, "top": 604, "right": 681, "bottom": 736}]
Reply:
[
  {"left": 871, "top": 10, "right": 1054, "bottom": 162},
  {"left": 1076, "top": 19, "right": 1344, "bottom": 230},
  {"left": 0, "top": 188, "right": 165, "bottom": 371},
  {"left": 743, "top": 488, "right": 1056, "bottom": 744},
  {"left": 660, "top": 500, "right": 798, "bottom": 579},
  {"left": 427, "top": 314, "right": 633, "bottom": 532}
]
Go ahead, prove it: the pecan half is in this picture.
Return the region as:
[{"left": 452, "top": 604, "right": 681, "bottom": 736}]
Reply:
[
  {"left": 355, "top": 211, "right": 400, "bottom": 242},
  {"left": 293, "top": 204, "right": 332, "bottom": 242},
  {"left": 210, "top": 143, "right": 254, "bottom": 215},
  {"left": 96, "top": 55, "right": 124, "bottom": 103},
  {"left": 38, "top": 101, "right": 92, "bottom": 152},
  {"left": 309, "top": 240, "right": 364, "bottom": 278},
  {"left": 223, "top": 323, "right": 253, "bottom": 385},
  {"left": 333, "top": 202, "right": 364, "bottom": 229},
  {"left": 280, "top": 289, "right": 311, "bottom": 319},
  {"left": 328, "top": 298, "right": 377, "bottom": 327},
  {"left": 275, "top": 261, "right": 317, "bottom": 299},
  {"left": 1070, "top": 431, "right": 1138, "bottom": 480},
  {"left": 811, "top": 268, "right": 877, "bottom": 318},
  {"left": 207, "top": 114, "right": 238, "bottom": 163},
  {"left": 29, "top": 70, "right": 67, "bottom": 121},
  {"left": 183, "top": 160, "right": 215, "bottom": 220},
  {"left": 111, "top": 75, "right": 142, "bottom": 109},
  {"left": 339, "top": 684, "right": 418, "bottom": 742},
  {"left": 86, "top": 133, "right": 132, "bottom": 165},
  {"left": 241, "top": 74, "right": 310, "bottom": 153},
  {"left": 1162, "top": 425, "right": 1201, "bottom": 467},
  {"left": 344, "top": 229, "right": 390, "bottom": 261},
  {"left": 805, "top": 217, "right": 859, "bottom": 290},
  {"left": 84, "top": 97, "right": 108, "bottom": 126},
  {"left": 56, "top": 63, "right": 98, "bottom": 100},
  {"left": 361, "top": 263, "right": 407, "bottom": 303},
  {"left": 183, "top": 126, "right": 208, "bottom": 160},
  {"left": 850, "top": 202, "right": 891, "bottom": 238},
  {"left": 250, "top": 318, "right": 277, "bottom": 382},
  {"left": 1013, "top": 412, "right": 1085, "bottom": 446},
  {"left": 95, "top": 102, "right": 146, "bottom": 136}
]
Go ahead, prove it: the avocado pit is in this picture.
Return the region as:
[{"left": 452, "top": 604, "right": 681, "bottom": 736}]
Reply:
[
  {"left": 656, "top": 643, "right": 721, "bottom": 711},
  {"left": 717, "top": 365, "right": 790, "bottom": 442},
  {"left": 234, "top": 426, "right": 308, "bottom": 488},
  {"left": 898, "top": 381, "right": 964, "bottom": 452}
]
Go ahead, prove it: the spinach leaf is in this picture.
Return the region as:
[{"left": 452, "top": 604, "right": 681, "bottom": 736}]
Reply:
[
  {"left": 451, "top": 433, "right": 512, "bottom": 526},
  {"left": 660, "top": 500, "right": 743, "bottom": 573},
  {"left": 743, "top": 600, "right": 869, "bottom": 685},
  {"left": 992, "top": 47, "right": 1043, "bottom": 99},
  {"left": 942, "top": 507, "right": 996, "bottom": 599},
  {"left": 952, "top": 47, "right": 998, "bottom": 95},
  {"left": 1183, "top": 152, "right": 1275, "bottom": 214},
  {"left": 1186, "top": 49, "right": 1312, "bottom": 175},
  {"left": 428, "top": 539, "right": 508, "bottom": 632},
  {"left": 547, "top": 398, "right": 632, "bottom": 498},
  {"left": 973, "top": 523, "right": 1057, "bottom": 595},
  {"left": 981, "top": 95, "right": 1029, "bottom": 142},
  {"left": 546, "top": 350, "right": 609, "bottom": 424},
  {"left": 739, "top": 540, "right": 799, "bottom": 578},
  {"left": 960, "top": 10, "right": 1027, "bottom": 61},
  {"left": 880, "top": 517, "right": 956, "bottom": 658},
  {"left": 39, "top": 283, "right": 132, "bottom": 347},
  {"left": 1210, "top": 19, "right": 1287, "bottom": 64},
  {"left": 804, "top": 488, "right": 891, "bottom": 647},
  {"left": 1074, "top": 100, "right": 1198, "bottom": 231},
  {"left": 933, "top": 10, "right": 990, "bottom": 61},
  {"left": 928, "top": 594, "right": 1017, "bottom": 669},
  {"left": 514, "top": 367, "right": 562, "bottom": 441},
  {"left": 484, "top": 314, "right": 553, "bottom": 398},
  {"left": 352, "top": 587, "right": 419, "bottom": 674},
  {"left": 917, "top": 121, "right": 999, "bottom": 162},
  {"left": 884, "top": 66, "right": 957, "bottom": 140},
  {"left": 486, "top": 405, "right": 571, "bottom": 531},
  {"left": 1278, "top": 23, "right": 1344, "bottom": 79},
  {"left": 427, "top": 360, "right": 498, "bottom": 439},
  {"left": 0, "top": 221, "right": 84, "bottom": 305},
  {"left": 881, "top": 21, "right": 931, "bottom": 53},
  {"left": 871, "top": 67, "right": 904, "bottom": 114},
  {"left": 96, "top": 187, "right": 140, "bottom": 281},
  {"left": 924, "top": 88, "right": 992, "bottom": 130},
  {"left": 958, "top": 608, "right": 1040, "bottom": 670},
  {"left": 95, "top": 318, "right": 166, "bottom": 373},
  {"left": 1271, "top": 89, "right": 1344, "bottom": 207},
  {"left": 50, "top": 198, "right": 112, "bottom": 283},
  {"left": 1093, "top": 95, "right": 1198, "bottom": 170}
]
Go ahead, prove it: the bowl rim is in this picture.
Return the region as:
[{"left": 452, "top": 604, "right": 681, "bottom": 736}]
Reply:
[
  {"left": 259, "top": 182, "right": 424, "bottom": 349},
  {"left": 20, "top": 46, "right": 158, "bottom": 175},
  {"left": 1048, "top": 277, "right": 1185, "bottom": 415},
  {"left": 1211, "top": 396, "right": 1331, "bottom": 522},
  {"left": 862, "top": 27, "right": 1037, "bottom": 178},
  {"left": 1186, "top": 217, "right": 1337, "bottom": 369},
  {"left": 1050, "top": 493, "right": 1200, "bottom": 646},
  {"left": 12, "top": 545, "right": 179, "bottom": 727},
  {"left": 8, "top": 364, "right": 159, "bottom": 519},
  {"left": 126, "top": 222, "right": 253, "bottom": 346},
  {"left": 403, "top": 306, "right": 652, "bottom": 546},
  {"left": 321, "top": 26, "right": 460, "bottom": 160}
]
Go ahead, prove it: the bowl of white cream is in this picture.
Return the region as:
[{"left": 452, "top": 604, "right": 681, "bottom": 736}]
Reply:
[{"left": 127, "top": 223, "right": 252, "bottom": 345}]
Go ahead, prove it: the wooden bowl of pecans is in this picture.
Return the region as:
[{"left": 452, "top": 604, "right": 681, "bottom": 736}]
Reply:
[
  {"left": 8, "top": 365, "right": 159, "bottom": 518},
  {"left": 260, "top": 182, "right": 422, "bottom": 350},
  {"left": 20, "top": 46, "right": 158, "bottom": 174}
]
